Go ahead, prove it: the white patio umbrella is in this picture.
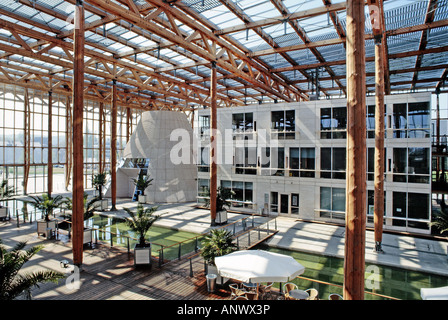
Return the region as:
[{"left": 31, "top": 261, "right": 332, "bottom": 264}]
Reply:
[
  {"left": 214, "top": 250, "right": 305, "bottom": 283},
  {"left": 421, "top": 286, "right": 448, "bottom": 300}
]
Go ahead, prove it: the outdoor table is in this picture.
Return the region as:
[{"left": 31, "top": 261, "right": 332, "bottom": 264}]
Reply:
[{"left": 288, "top": 289, "right": 309, "bottom": 300}]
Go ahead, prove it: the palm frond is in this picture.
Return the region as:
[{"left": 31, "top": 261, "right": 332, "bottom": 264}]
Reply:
[{"left": 0, "top": 239, "right": 65, "bottom": 300}]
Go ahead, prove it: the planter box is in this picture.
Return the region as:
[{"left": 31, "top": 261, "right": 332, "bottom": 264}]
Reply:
[
  {"left": 37, "top": 220, "right": 57, "bottom": 238},
  {"left": 0, "top": 207, "right": 9, "bottom": 221},
  {"left": 206, "top": 264, "right": 228, "bottom": 285},
  {"left": 83, "top": 228, "right": 93, "bottom": 246},
  {"left": 138, "top": 195, "right": 146, "bottom": 204},
  {"left": 215, "top": 210, "right": 228, "bottom": 225},
  {"left": 134, "top": 243, "right": 152, "bottom": 267},
  {"left": 94, "top": 199, "right": 108, "bottom": 211}
]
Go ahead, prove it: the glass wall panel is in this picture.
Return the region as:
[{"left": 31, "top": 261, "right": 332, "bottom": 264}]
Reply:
[
  {"left": 393, "top": 148, "right": 407, "bottom": 182},
  {"left": 392, "top": 192, "right": 407, "bottom": 226},
  {"left": 300, "top": 148, "right": 315, "bottom": 177},
  {"left": 393, "top": 103, "right": 407, "bottom": 138},
  {"left": 408, "top": 102, "right": 430, "bottom": 138}
]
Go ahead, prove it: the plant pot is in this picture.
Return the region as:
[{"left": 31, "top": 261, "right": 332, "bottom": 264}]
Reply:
[
  {"left": 37, "top": 219, "right": 57, "bottom": 238},
  {"left": 138, "top": 195, "right": 146, "bottom": 204},
  {"left": 94, "top": 199, "right": 108, "bottom": 211},
  {"left": 134, "top": 243, "right": 152, "bottom": 267},
  {"left": 83, "top": 228, "right": 93, "bottom": 246},
  {"left": 215, "top": 210, "right": 228, "bottom": 225},
  {"left": 206, "top": 263, "right": 228, "bottom": 285},
  {"left": 0, "top": 207, "right": 9, "bottom": 221}
]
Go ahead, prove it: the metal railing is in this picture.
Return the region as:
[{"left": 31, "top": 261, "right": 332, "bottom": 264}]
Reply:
[{"left": 156, "top": 214, "right": 278, "bottom": 267}]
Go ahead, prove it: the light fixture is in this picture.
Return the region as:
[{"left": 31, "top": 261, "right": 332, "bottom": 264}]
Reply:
[{"left": 60, "top": 260, "right": 69, "bottom": 269}]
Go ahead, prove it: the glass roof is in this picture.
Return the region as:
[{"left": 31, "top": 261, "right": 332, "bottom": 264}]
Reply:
[{"left": 0, "top": 0, "right": 445, "bottom": 108}]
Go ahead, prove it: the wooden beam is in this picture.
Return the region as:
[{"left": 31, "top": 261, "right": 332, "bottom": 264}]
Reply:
[
  {"left": 411, "top": 0, "right": 438, "bottom": 90},
  {"left": 86, "top": 0, "right": 300, "bottom": 101},
  {"left": 344, "top": 0, "right": 366, "bottom": 300},
  {"left": 214, "top": 2, "right": 347, "bottom": 35},
  {"left": 72, "top": 0, "right": 85, "bottom": 268},
  {"left": 209, "top": 61, "right": 217, "bottom": 226}
]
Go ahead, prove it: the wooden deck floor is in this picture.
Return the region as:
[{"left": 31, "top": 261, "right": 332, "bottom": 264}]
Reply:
[
  {"left": 2, "top": 212, "right": 279, "bottom": 301},
  {"left": 28, "top": 240, "right": 232, "bottom": 300}
]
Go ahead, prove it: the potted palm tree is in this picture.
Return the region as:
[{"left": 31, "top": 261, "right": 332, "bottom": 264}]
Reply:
[
  {"left": 132, "top": 173, "right": 153, "bottom": 204},
  {"left": 92, "top": 172, "right": 108, "bottom": 210},
  {"left": 0, "top": 179, "right": 14, "bottom": 220},
  {"left": 0, "top": 238, "right": 65, "bottom": 300},
  {"left": 62, "top": 193, "right": 99, "bottom": 246},
  {"left": 123, "top": 203, "right": 162, "bottom": 267},
  {"left": 205, "top": 187, "right": 234, "bottom": 226},
  {"left": 200, "top": 229, "right": 237, "bottom": 285},
  {"left": 28, "top": 193, "right": 63, "bottom": 238}
]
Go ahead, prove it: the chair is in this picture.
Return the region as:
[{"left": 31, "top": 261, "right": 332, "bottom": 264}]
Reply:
[
  {"left": 245, "top": 291, "right": 258, "bottom": 300},
  {"left": 305, "top": 288, "right": 319, "bottom": 300},
  {"left": 229, "top": 283, "right": 247, "bottom": 299},
  {"left": 283, "top": 283, "right": 298, "bottom": 300},
  {"left": 329, "top": 293, "right": 343, "bottom": 300},
  {"left": 258, "top": 282, "right": 273, "bottom": 300}
]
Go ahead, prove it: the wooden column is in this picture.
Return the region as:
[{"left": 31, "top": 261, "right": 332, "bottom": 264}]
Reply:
[
  {"left": 373, "top": 37, "right": 385, "bottom": 253},
  {"left": 110, "top": 79, "right": 117, "bottom": 211},
  {"left": 126, "top": 107, "right": 131, "bottom": 143},
  {"left": 72, "top": 0, "right": 85, "bottom": 268},
  {"left": 99, "top": 102, "right": 104, "bottom": 173},
  {"left": 65, "top": 96, "right": 72, "bottom": 191},
  {"left": 209, "top": 61, "right": 217, "bottom": 226},
  {"left": 47, "top": 91, "right": 53, "bottom": 196},
  {"left": 23, "top": 87, "right": 30, "bottom": 194},
  {"left": 344, "top": 0, "right": 366, "bottom": 300}
]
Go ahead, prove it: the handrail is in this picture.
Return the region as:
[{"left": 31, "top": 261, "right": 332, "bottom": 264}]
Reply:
[{"left": 296, "top": 275, "right": 400, "bottom": 300}]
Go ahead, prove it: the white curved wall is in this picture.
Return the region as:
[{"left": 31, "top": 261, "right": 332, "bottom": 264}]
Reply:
[{"left": 122, "top": 111, "right": 197, "bottom": 203}]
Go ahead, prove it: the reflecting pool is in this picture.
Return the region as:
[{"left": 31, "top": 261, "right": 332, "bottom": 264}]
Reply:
[{"left": 257, "top": 244, "right": 448, "bottom": 300}]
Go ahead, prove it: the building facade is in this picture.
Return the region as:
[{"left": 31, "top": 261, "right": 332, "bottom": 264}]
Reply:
[{"left": 195, "top": 92, "right": 432, "bottom": 235}]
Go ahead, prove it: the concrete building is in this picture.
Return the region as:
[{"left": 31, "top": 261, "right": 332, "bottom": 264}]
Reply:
[{"left": 196, "top": 92, "right": 432, "bottom": 235}]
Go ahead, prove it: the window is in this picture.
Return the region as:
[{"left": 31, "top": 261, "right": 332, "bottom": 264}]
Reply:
[
  {"left": 221, "top": 180, "right": 253, "bottom": 209},
  {"left": 393, "top": 148, "right": 407, "bottom": 182},
  {"left": 408, "top": 102, "right": 430, "bottom": 138},
  {"left": 199, "top": 115, "right": 210, "bottom": 138},
  {"left": 408, "top": 148, "right": 430, "bottom": 183},
  {"left": 367, "top": 190, "right": 386, "bottom": 223},
  {"left": 271, "top": 110, "right": 295, "bottom": 139},
  {"left": 320, "top": 106, "right": 347, "bottom": 139},
  {"left": 234, "top": 146, "right": 257, "bottom": 175},
  {"left": 320, "top": 187, "right": 346, "bottom": 220},
  {"left": 392, "top": 192, "right": 430, "bottom": 230},
  {"left": 232, "top": 113, "right": 253, "bottom": 133},
  {"left": 393, "top": 147, "right": 430, "bottom": 183},
  {"left": 289, "top": 147, "right": 315, "bottom": 177},
  {"left": 321, "top": 147, "right": 346, "bottom": 179},
  {"left": 270, "top": 191, "right": 278, "bottom": 213},
  {"left": 291, "top": 193, "right": 299, "bottom": 215},
  {"left": 260, "top": 147, "right": 285, "bottom": 176},
  {"left": 198, "top": 147, "right": 209, "bottom": 172},
  {"left": 197, "top": 178, "right": 210, "bottom": 206},
  {"left": 393, "top": 102, "right": 430, "bottom": 138},
  {"left": 366, "top": 104, "right": 387, "bottom": 139}
]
